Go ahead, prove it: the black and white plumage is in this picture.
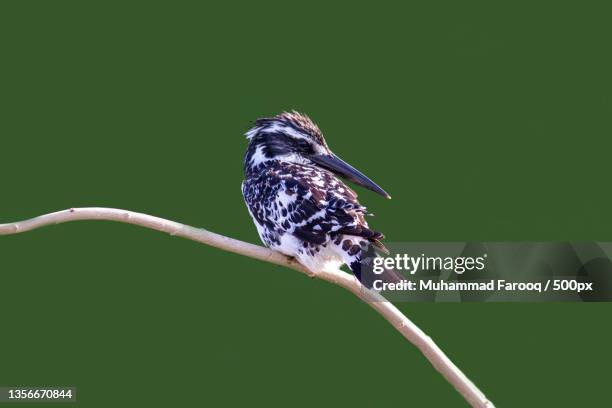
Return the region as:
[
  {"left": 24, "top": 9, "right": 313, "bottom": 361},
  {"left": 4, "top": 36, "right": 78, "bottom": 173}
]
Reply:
[{"left": 242, "top": 111, "right": 400, "bottom": 286}]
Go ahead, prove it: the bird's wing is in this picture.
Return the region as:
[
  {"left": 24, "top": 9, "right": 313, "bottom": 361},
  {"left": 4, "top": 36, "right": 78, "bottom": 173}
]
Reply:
[{"left": 268, "top": 163, "right": 387, "bottom": 250}]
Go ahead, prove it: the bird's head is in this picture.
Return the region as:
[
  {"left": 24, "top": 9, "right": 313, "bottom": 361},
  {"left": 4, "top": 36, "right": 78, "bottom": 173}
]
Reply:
[{"left": 244, "top": 111, "right": 390, "bottom": 198}]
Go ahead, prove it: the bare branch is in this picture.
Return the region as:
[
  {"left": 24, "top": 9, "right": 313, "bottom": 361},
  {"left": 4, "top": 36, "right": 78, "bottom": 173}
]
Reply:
[{"left": 0, "top": 207, "right": 494, "bottom": 408}]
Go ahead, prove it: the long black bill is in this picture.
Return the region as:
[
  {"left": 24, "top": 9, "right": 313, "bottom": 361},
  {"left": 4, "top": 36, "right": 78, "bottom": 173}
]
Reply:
[{"left": 310, "top": 154, "right": 391, "bottom": 199}]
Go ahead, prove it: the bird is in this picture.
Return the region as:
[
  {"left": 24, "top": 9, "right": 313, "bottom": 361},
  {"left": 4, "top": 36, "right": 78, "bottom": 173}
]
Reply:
[{"left": 242, "top": 111, "right": 401, "bottom": 287}]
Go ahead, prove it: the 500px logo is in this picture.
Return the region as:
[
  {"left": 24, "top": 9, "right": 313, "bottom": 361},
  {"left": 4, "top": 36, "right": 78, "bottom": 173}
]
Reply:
[{"left": 372, "top": 253, "right": 487, "bottom": 275}]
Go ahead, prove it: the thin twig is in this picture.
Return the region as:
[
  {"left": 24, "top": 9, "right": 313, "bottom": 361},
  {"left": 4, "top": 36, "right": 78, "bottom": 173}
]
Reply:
[{"left": 0, "top": 207, "right": 494, "bottom": 407}]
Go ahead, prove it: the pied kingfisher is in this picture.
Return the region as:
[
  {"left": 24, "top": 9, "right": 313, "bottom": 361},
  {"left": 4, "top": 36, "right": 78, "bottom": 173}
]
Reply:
[{"left": 242, "top": 111, "right": 399, "bottom": 287}]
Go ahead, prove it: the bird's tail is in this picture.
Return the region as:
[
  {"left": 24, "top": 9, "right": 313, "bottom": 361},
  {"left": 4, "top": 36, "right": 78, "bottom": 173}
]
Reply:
[{"left": 333, "top": 235, "right": 405, "bottom": 289}]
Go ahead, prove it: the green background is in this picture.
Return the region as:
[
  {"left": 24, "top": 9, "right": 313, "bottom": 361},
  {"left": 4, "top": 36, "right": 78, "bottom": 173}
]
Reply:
[{"left": 1, "top": 1, "right": 610, "bottom": 406}]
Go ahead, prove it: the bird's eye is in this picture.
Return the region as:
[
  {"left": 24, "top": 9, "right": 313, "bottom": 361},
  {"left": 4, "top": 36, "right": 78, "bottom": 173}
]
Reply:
[{"left": 297, "top": 139, "right": 312, "bottom": 151}]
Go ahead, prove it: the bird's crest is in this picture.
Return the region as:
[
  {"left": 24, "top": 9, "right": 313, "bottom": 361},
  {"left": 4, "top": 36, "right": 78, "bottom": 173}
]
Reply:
[{"left": 246, "top": 110, "right": 328, "bottom": 148}]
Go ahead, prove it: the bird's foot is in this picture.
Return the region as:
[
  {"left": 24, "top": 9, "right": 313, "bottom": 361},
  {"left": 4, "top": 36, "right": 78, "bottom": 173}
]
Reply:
[{"left": 285, "top": 255, "right": 319, "bottom": 278}]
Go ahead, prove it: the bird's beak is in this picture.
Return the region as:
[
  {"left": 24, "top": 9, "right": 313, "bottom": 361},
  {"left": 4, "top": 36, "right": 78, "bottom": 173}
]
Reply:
[{"left": 310, "top": 154, "right": 391, "bottom": 199}]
